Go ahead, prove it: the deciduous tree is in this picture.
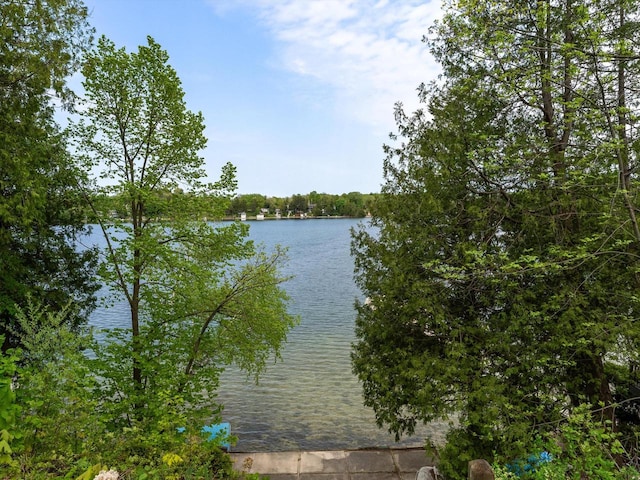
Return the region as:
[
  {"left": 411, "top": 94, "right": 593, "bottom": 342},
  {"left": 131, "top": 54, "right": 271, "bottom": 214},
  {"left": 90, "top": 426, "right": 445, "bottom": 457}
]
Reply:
[{"left": 71, "top": 36, "right": 297, "bottom": 431}]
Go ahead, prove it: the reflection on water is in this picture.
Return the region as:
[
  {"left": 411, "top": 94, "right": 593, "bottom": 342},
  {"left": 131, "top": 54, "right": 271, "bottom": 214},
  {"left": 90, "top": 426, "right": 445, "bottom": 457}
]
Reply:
[{"left": 89, "top": 219, "right": 448, "bottom": 452}]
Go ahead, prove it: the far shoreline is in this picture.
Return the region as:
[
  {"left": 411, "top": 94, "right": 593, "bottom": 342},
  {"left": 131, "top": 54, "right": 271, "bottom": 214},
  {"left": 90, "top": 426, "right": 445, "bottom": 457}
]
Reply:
[{"left": 222, "top": 215, "right": 371, "bottom": 221}]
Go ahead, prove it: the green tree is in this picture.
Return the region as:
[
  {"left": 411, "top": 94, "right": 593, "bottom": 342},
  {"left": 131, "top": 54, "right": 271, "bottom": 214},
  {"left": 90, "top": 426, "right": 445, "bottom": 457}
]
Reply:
[
  {"left": 70, "top": 36, "right": 297, "bottom": 432},
  {"left": 0, "top": 0, "right": 98, "bottom": 351},
  {"left": 342, "top": 192, "right": 365, "bottom": 217},
  {"left": 351, "top": 0, "right": 640, "bottom": 476},
  {"left": 309, "top": 192, "right": 331, "bottom": 216},
  {"left": 237, "top": 193, "right": 267, "bottom": 215},
  {"left": 228, "top": 195, "right": 247, "bottom": 216},
  {"left": 289, "top": 194, "right": 307, "bottom": 213}
]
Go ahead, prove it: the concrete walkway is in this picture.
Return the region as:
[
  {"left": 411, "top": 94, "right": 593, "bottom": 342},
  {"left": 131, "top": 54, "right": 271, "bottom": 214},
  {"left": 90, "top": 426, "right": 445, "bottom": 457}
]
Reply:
[{"left": 229, "top": 447, "right": 434, "bottom": 480}]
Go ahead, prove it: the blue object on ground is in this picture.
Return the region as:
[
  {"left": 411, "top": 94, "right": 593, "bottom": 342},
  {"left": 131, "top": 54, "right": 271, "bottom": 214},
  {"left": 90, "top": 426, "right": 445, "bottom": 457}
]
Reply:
[
  {"left": 176, "top": 422, "right": 231, "bottom": 451},
  {"left": 506, "top": 451, "right": 553, "bottom": 477},
  {"left": 203, "top": 422, "right": 231, "bottom": 450}
]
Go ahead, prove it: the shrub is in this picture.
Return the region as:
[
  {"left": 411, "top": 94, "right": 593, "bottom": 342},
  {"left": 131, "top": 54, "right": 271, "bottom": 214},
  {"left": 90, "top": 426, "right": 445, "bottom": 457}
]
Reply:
[{"left": 494, "top": 404, "right": 640, "bottom": 479}]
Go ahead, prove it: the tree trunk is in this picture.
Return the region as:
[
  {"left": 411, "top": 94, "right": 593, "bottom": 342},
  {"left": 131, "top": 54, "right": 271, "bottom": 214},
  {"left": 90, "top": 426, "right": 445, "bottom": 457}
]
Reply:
[{"left": 131, "top": 197, "right": 144, "bottom": 421}]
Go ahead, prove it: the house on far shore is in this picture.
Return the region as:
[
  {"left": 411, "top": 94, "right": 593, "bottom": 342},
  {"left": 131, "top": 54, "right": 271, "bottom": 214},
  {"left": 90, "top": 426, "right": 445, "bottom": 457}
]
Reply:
[
  {"left": 256, "top": 213, "right": 265, "bottom": 220},
  {"left": 240, "top": 212, "right": 247, "bottom": 221}
]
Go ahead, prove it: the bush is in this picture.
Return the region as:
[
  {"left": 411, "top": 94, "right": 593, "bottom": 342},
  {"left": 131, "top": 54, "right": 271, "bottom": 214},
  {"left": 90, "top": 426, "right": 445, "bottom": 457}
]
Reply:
[
  {"left": 494, "top": 404, "right": 640, "bottom": 480},
  {"left": 1, "top": 302, "right": 252, "bottom": 480},
  {"left": 0, "top": 335, "right": 20, "bottom": 468}
]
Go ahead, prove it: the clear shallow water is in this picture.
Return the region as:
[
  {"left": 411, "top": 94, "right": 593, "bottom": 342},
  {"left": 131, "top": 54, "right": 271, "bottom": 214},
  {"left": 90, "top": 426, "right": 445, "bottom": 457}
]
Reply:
[{"left": 88, "top": 219, "right": 447, "bottom": 451}]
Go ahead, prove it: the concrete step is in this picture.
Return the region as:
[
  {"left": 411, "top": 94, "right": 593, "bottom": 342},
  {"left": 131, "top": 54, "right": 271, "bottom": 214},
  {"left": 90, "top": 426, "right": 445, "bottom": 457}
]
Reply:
[{"left": 230, "top": 447, "right": 434, "bottom": 480}]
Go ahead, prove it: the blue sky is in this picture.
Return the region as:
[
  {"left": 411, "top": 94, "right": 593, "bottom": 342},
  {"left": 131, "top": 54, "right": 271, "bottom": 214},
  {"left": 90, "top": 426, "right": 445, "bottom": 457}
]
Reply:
[{"left": 81, "top": 0, "right": 442, "bottom": 197}]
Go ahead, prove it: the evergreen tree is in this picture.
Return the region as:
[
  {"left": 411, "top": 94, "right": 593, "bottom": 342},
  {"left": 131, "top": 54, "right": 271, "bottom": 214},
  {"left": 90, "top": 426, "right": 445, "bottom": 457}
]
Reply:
[
  {"left": 0, "top": 0, "right": 98, "bottom": 350},
  {"left": 351, "top": 1, "right": 640, "bottom": 476}
]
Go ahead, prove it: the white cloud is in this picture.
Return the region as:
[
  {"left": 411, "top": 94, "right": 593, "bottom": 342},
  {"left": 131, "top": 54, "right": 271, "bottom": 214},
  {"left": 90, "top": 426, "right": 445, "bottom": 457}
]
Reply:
[{"left": 209, "top": 0, "right": 442, "bottom": 132}]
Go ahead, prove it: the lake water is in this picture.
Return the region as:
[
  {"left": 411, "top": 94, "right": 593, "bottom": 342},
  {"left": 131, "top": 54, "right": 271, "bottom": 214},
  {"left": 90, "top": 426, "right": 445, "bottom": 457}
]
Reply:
[{"left": 88, "top": 218, "right": 447, "bottom": 451}]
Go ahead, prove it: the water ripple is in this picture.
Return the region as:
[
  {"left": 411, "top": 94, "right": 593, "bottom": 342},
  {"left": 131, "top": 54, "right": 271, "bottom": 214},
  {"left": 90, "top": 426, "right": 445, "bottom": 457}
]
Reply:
[{"left": 88, "top": 219, "right": 447, "bottom": 451}]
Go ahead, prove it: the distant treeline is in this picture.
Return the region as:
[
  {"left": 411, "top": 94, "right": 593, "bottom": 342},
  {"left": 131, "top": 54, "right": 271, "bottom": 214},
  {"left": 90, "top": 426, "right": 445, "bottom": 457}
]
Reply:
[
  {"left": 90, "top": 190, "right": 379, "bottom": 220},
  {"left": 228, "top": 191, "right": 378, "bottom": 218}
]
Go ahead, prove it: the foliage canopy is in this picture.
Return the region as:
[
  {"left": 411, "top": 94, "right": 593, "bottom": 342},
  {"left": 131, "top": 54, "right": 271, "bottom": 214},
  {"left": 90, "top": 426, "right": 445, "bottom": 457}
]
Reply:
[
  {"left": 0, "top": 0, "right": 98, "bottom": 350},
  {"left": 70, "top": 35, "right": 298, "bottom": 433},
  {"left": 351, "top": 0, "right": 640, "bottom": 476}
]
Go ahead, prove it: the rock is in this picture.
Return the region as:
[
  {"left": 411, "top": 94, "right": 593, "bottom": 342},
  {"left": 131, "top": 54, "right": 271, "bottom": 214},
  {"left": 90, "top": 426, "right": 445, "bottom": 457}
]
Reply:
[
  {"left": 416, "top": 466, "right": 441, "bottom": 480},
  {"left": 468, "top": 459, "right": 494, "bottom": 480}
]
